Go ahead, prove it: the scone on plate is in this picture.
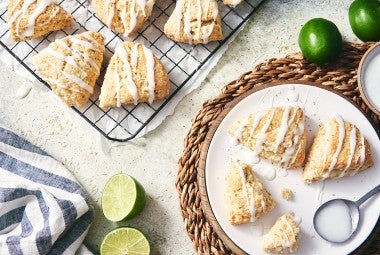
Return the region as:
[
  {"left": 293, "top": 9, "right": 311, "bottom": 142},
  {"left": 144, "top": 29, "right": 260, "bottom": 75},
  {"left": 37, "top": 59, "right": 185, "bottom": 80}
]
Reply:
[
  {"left": 7, "top": 0, "right": 72, "bottom": 42},
  {"left": 262, "top": 213, "right": 300, "bottom": 254},
  {"left": 31, "top": 31, "right": 105, "bottom": 107},
  {"left": 93, "top": 0, "right": 155, "bottom": 37},
  {"left": 99, "top": 41, "right": 170, "bottom": 108},
  {"left": 229, "top": 106, "right": 306, "bottom": 169},
  {"left": 223, "top": 0, "right": 244, "bottom": 7},
  {"left": 303, "top": 115, "right": 373, "bottom": 183},
  {"left": 225, "top": 161, "right": 276, "bottom": 225},
  {"left": 164, "top": 0, "right": 223, "bottom": 44}
]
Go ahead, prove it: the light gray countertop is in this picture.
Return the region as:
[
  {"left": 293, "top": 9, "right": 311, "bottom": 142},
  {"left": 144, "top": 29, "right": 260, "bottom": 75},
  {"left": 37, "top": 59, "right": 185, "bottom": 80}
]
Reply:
[{"left": 0, "top": 0, "right": 360, "bottom": 254}]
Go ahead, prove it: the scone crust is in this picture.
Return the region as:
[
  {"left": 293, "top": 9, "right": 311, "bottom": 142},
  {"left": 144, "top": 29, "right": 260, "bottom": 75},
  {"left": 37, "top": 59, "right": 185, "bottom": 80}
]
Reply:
[
  {"left": 262, "top": 214, "right": 300, "bottom": 254},
  {"left": 223, "top": 0, "right": 244, "bottom": 7},
  {"left": 225, "top": 161, "right": 276, "bottom": 225},
  {"left": 32, "top": 31, "right": 105, "bottom": 107},
  {"left": 229, "top": 107, "right": 306, "bottom": 169},
  {"left": 92, "top": 0, "right": 154, "bottom": 36},
  {"left": 99, "top": 41, "right": 170, "bottom": 108},
  {"left": 303, "top": 117, "right": 373, "bottom": 183},
  {"left": 7, "top": 0, "right": 72, "bottom": 42},
  {"left": 164, "top": 0, "right": 223, "bottom": 44}
]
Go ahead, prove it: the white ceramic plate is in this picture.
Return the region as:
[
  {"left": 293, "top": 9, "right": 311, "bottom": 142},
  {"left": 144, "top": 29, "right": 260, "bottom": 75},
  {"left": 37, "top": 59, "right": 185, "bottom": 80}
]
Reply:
[{"left": 201, "top": 82, "right": 380, "bottom": 255}]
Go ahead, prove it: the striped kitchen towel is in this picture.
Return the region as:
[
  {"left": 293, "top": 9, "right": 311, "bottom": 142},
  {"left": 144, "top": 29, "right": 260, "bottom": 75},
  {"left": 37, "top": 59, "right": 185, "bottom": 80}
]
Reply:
[{"left": 0, "top": 125, "right": 94, "bottom": 255}]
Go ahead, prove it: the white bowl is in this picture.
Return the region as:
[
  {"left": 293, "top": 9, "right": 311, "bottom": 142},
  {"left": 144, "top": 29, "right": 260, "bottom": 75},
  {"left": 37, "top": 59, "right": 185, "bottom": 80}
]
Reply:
[{"left": 358, "top": 42, "right": 380, "bottom": 116}]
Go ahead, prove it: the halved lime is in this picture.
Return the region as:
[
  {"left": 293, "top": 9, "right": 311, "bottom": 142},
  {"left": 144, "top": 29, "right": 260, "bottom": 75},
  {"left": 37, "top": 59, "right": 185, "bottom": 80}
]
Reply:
[
  {"left": 100, "top": 227, "right": 150, "bottom": 255},
  {"left": 102, "top": 173, "right": 146, "bottom": 221}
]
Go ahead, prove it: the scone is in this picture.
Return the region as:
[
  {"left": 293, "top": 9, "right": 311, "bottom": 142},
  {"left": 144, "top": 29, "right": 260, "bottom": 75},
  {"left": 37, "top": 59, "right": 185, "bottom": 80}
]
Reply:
[
  {"left": 92, "top": 0, "right": 155, "bottom": 37},
  {"left": 31, "top": 31, "right": 105, "bottom": 107},
  {"left": 225, "top": 161, "right": 276, "bottom": 225},
  {"left": 223, "top": 0, "right": 243, "bottom": 7},
  {"left": 229, "top": 106, "right": 306, "bottom": 169},
  {"left": 7, "top": 0, "right": 72, "bottom": 42},
  {"left": 164, "top": 0, "right": 223, "bottom": 44},
  {"left": 99, "top": 41, "right": 170, "bottom": 108},
  {"left": 303, "top": 115, "right": 373, "bottom": 183},
  {"left": 262, "top": 213, "right": 300, "bottom": 254}
]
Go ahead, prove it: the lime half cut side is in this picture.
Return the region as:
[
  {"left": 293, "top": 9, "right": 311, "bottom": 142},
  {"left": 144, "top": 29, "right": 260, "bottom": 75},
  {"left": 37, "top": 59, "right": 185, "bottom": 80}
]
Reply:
[
  {"left": 102, "top": 173, "right": 146, "bottom": 221},
  {"left": 100, "top": 227, "right": 150, "bottom": 255}
]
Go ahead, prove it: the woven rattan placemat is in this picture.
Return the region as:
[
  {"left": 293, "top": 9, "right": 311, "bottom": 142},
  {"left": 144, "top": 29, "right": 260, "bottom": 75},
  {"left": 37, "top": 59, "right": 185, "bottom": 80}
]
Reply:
[{"left": 177, "top": 42, "right": 380, "bottom": 255}]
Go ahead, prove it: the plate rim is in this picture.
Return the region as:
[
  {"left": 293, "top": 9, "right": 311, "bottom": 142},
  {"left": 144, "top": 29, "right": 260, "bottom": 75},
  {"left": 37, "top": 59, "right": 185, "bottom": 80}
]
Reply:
[{"left": 197, "top": 80, "right": 380, "bottom": 254}]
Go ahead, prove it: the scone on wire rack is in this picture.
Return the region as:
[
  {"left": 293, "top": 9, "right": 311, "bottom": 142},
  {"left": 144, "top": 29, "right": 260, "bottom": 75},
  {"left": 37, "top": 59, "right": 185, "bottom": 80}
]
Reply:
[
  {"left": 92, "top": 0, "right": 155, "bottom": 37},
  {"left": 229, "top": 106, "right": 306, "bottom": 169},
  {"left": 7, "top": 0, "right": 72, "bottom": 42},
  {"left": 164, "top": 0, "right": 223, "bottom": 44},
  {"left": 223, "top": 0, "right": 244, "bottom": 7},
  {"left": 225, "top": 160, "right": 276, "bottom": 225},
  {"left": 262, "top": 213, "right": 300, "bottom": 254},
  {"left": 31, "top": 31, "right": 105, "bottom": 107},
  {"left": 99, "top": 41, "right": 170, "bottom": 108},
  {"left": 303, "top": 115, "right": 373, "bottom": 183}
]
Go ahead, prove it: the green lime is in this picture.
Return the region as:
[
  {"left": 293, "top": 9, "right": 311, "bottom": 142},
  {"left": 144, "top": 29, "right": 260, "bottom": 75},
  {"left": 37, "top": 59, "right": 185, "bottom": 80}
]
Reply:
[
  {"left": 349, "top": 0, "right": 380, "bottom": 42},
  {"left": 102, "top": 173, "right": 146, "bottom": 221},
  {"left": 298, "top": 18, "right": 343, "bottom": 65},
  {"left": 100, "top": 227, "right": 150, "bottom": 255}
]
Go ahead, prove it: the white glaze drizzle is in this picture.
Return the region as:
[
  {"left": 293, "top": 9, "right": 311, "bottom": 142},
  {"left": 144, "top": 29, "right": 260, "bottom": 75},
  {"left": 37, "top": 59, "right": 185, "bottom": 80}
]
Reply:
[
  {"left": 251, "top": 110, "right": 275, "bottom": 159},
  {"left": 61, "top": 71, "right": 93, "bottom": 93},
  {"left": 235, "top": 161, "right": 256, "bottom": 222},
  {"left": 248, "top": 111, "right": 265, "bottom": 138},
  {"left": 45, "top": 47, "right": 87, "bottom": 77},
  {"left": 281, "top": 216, "right": 296, "bottom": 251},
  {"left": 122, "top": 0, "right": 137, "bottom": 36},
  {"left": 105, "top": 0, "right": 116, "bottom": 27},
  {"left": 282, "top": 113, "right": 304, "bottom": 167},
  {"left": 350, "top": 135, "right": 366, "bottom": 176},
  {"left": 176, "top": 0, "right": 184, "bottom": 37},
  {"left": 24, "top": 0, "right": 53, "bottom": 37},
  {"left": 202, "top": 1, "right": 218, "bottom": 44},
  {"left": 322, "top": 119, "right": 332, "bottom": 170},
  {"left": 231, "top": 117, "right": 249, "bottom": 145},
  {"left": 81, "top": 32, "right": 104, "bottom": 51},
  {"left": 68, "top": 36, "right": 97, "bottom": 51},
  {"left": 130, "top": 43, "right": 139, "bottom": 68},
  {"left": 116, "top": 44, "right": 139, "bottom": 105},
  {"left": 339, "top": 127, "right": 357, "bottom": 178},
  {"left": 183, "top": 0, "right": 192, "bottom": 44},
  {"left": 142, "top": 44, "right": 156, "bottom": 104},
  {"left": 55, "top": 40, "right": 100, "bottom": 72},
  {"left": 323, "top": 115, "right": 345, "bottom": 179},
  {"left": 274, "top": 106, "right": 292, "bottom": 152}
]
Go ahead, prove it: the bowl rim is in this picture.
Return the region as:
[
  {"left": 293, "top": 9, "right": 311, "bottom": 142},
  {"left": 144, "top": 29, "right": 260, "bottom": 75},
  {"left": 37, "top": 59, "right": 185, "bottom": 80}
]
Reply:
[{"left": 358, "top": 42, "right": 380, "bottom": 116}]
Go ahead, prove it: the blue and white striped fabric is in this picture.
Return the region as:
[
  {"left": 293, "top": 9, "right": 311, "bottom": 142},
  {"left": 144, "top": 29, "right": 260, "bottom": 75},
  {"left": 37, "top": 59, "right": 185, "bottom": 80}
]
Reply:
[{"left": 0, "top": 126, "right": 94, "bottom": 255}]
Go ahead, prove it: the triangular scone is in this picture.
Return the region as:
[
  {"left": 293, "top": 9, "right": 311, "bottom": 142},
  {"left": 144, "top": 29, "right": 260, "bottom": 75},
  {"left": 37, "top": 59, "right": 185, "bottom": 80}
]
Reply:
[
  {"left": 303, "top": 116, "right": 373, "bottom": 183},
  {"left": 164, "top": 0, "right": 223, "bottom": 44},
  {"left": 7, "top": 0, "right": 72, "bottom": 42},
  {"left": 93, "top": 0, "right": 155, "bottom": 37},
  {"left": 223, "top": 0, "right": 243, "bottom": 7},
  {"left": 99, "top": 41, "right": 170, "bottom": 108},
  {"left": 262, "top": 213, "right": 300, "bottom": 254},
  {"left": 225, "top": 161, "right": 276, "bottom": 225},
  {"left": 31, "top": 31, "right": 105, "bottom": 107},
  {"left": 229, "top": 107, "right": 306, "bottom": 169}
]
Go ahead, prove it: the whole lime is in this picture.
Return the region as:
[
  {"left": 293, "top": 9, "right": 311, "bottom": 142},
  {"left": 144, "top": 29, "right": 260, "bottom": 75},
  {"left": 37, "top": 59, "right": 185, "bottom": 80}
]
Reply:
[
  {"left": 298, "top": 18, "right": 343, "bottom": 65},
  {"left": 349, "top": 0, "right": 380, "bottom": 42}
]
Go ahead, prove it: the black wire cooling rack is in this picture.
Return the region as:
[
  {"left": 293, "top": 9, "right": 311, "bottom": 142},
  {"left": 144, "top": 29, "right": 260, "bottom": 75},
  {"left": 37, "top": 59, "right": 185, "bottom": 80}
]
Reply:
[{"left": 0, "top": 0, "right": 265, "bottom": 142}]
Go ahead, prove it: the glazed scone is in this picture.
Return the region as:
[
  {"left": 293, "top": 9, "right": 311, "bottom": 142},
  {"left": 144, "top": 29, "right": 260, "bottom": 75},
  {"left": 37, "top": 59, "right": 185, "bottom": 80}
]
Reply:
[
  {"left": 229, "top": 107, "right": 306, "bottom": 169},
  {"left": 303, "top": 115, "right": 373, "bottom": 183},
  {"left": 7, "top": 0, "right": 72, "bottom": 42},
  {"left": 31, "top": 31, "right": 105, "bottom": 107},
  {"left": 164, "top": 0, "right": 223, "bottom": 44},
  {"left": 225, "top": 161, "right": 276, "bottom": 225},
  {"left": 223, "top": 0, "right": 243, "bottom": 7},
  {"left": 262, "top": 213, "right": 300, "bottom": 254},
  {"left": 92, "top": 0, "right": 155, "bottom": 37},
  {"left": 99, "top": 41, "right": 170, "bottom": 108}
]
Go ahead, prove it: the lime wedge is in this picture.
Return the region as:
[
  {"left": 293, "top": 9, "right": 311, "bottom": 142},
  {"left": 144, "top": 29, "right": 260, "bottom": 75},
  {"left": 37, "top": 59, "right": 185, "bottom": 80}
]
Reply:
[
  {"left": 102, "top": 173, "right": 146, "bottom": 221},
  {"left": 100, "top": 227, "right": 150, "bottom": 255}
]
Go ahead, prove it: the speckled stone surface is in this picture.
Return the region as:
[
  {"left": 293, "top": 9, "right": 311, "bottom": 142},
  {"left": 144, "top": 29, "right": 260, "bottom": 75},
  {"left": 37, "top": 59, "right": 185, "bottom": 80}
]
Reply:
[{"left": 0, "top": 0, "right": 360, "bottom": 254}]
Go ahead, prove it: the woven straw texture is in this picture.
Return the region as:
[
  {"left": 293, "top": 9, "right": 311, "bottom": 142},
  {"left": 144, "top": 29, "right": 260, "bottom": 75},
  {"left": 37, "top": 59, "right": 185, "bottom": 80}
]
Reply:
[{"left": 177, "top": 42, "right": 380, "bottom": 255}]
